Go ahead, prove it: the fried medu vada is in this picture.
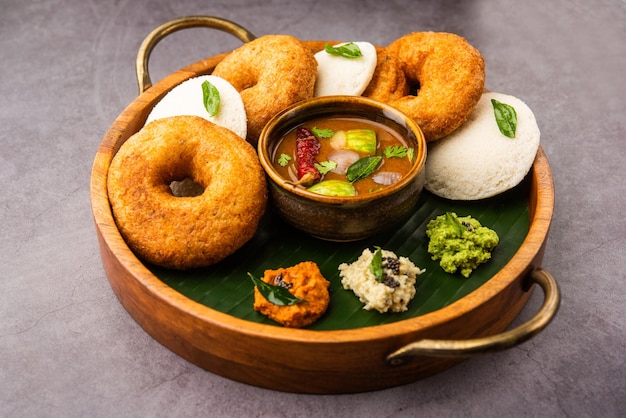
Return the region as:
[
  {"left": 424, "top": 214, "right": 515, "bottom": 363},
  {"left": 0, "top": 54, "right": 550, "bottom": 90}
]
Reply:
[
  {"left": 361, "top": 46, "right": 409, "bottom": 104},
  {"left": 212, "top": 35, "right": 317, "bottom": 144},
  {"left": 107, "top": 115, "right": 267, "bottom": 270},
  {"left": 364, "top": 32, "right": 485, "bottom": 142}
]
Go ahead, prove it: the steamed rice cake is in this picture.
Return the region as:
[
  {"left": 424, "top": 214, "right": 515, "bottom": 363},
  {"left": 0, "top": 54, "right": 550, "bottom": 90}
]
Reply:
[
  {"left": 145, "top": 75, "right": 247, "bottom": 139},
  {"left": 314, "top": 41, "right": 377, "bottom": 96},
  {"left": 424, "top": 92, "right": 540, "bottom": 200}
]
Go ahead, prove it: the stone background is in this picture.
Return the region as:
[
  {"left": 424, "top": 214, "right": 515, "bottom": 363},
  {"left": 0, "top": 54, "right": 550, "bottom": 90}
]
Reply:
[{"left": 2, "top": 0, "right": 624, "bottom": 416}]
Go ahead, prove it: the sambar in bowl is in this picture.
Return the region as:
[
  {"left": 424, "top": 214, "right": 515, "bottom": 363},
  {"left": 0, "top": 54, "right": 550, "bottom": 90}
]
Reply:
[{"left": 257, "top": 95, "right": 427, "bottom": 241}]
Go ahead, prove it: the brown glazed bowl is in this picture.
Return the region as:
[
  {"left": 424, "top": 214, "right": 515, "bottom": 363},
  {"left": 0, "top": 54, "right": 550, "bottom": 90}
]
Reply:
[{"left": 257, "top": 95, "right": 427, "bottom": 241}]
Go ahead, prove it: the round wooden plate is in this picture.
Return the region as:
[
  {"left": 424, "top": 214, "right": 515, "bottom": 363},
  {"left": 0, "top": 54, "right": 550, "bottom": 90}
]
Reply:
[{"left": 90, "top": 16, "right": 559, "bottom": 394}]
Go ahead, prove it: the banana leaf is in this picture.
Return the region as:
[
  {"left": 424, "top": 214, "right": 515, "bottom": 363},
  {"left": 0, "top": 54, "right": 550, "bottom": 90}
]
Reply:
[{"left": 151, "top": 176, "right": 530, "bottom": 330}]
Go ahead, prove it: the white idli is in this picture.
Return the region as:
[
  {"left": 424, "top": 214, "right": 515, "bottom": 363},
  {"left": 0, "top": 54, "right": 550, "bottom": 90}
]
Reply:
[
  {"left": 314, "top": 41, "right": 377, "bottom": 96},
  {"left": 424, "top": 92, "right": 540, "bottom": 200},
  {"left": 145, "top": 75, "right": 247, "bottom": 139}
]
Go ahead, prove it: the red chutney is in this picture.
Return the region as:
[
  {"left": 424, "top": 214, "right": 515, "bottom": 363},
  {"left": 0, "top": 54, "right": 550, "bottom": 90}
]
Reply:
[
  {"left": 272, "top": 117, "right": 415, "bottom": 196},
  {"left": 253, "top": 261, "right": 330, "bottom": 328}
]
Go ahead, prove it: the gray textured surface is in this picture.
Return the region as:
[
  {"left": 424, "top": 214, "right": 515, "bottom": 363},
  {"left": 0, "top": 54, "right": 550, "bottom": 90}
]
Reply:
[{"left": 2, "top": 0, "right": 625, "bottom": 416}]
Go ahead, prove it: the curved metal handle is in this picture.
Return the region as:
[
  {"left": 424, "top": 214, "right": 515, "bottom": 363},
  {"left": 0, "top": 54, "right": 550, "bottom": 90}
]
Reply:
[
  {"left": 386, "top": 267, "right": 560, "bottom": 366},
  {"left": 135, "top": 16, "right": 257, "bottom": 93}
]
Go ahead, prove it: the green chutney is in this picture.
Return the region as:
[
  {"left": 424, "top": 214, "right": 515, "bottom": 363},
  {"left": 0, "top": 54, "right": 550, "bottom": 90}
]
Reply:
[{"left": 426, "top": 212, "right": 499, "bottom": 278}]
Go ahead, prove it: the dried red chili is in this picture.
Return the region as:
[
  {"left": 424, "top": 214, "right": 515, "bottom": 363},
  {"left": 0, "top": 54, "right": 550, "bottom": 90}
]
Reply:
[{"left": 295, "top": 127, "right": 321, "bottom": 187}]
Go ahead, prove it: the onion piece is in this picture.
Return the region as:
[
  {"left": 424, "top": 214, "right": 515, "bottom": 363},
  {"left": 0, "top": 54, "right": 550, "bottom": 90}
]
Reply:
[
  {"left": 372, "top": 171, "right": 402, "bottom": 186},
  {"left": 329, "top": 130, "right": 347, "bottom": 149},
  {"left": 328, "top": 149, "right": 360, "bottom": 174}
]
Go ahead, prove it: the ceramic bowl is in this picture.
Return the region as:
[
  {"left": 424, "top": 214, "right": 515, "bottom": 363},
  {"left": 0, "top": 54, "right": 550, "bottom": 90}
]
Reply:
[{"left": 257, "top": 95, "right": 427, "bottom": 241}]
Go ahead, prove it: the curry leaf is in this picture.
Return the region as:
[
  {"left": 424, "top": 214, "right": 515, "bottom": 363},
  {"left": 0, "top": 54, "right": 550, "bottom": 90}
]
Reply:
[
  {"left": 445, "top": 212, "right": 465, "bottom": 237},
  {"left": 248, "top": 273, "right": 303, "bottom": 306},
  {"left": 370, "top": 246, "right": 384, "bottom": 282},
  {"left": 346, "top": 156, "right": 382, "bottom": 182},
  {"left": 491, "top": 99, "right": 517, "bottom": 138},
  {"left": 324, "top": 42, "right": 363, "bottom": 59},
  {"left": 202, "top": 80, "right": 220, "bottom": 116}
]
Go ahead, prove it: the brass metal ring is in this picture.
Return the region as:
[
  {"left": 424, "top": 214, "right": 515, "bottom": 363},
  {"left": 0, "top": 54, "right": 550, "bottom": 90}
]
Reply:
[
  {"left": 386, "top": 267, "right": 561, "bottom": 366},
  {"left": 135, "top": 16, "right": 256, "bottom": 93}
]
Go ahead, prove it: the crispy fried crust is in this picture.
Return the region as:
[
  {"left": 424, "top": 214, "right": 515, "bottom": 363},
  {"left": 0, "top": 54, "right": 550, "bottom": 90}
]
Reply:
[
  {"left": 364, "top": 32, "right": 485, "bottom": 142},
  {"left": 212, "top": 35, "right": 317, "bottom": 144},
  {"left": 107, "top": 116, "right": 267, "bottom": 270},
  {"left": 362, "top": 46, "right": 409, "bottom": 103}
]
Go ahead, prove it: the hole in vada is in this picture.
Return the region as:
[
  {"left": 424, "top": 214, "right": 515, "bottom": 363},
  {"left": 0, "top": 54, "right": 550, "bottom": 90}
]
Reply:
[
  {"left": 169, "top": 178, "right": 204, "bottom": 197},
  {"left": 408, "top": 82, "right": 421, "bottom": 96}
]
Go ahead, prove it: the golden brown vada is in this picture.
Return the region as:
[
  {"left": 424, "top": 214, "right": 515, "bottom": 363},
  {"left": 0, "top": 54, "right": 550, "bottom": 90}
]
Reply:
[
  {"left": 364, "top": 32, "right": 485, "bottom": 142},
  {"left": 253, "top": 261, "right": 330, "bottom": 328},
  {"left": 212, "top": 35, "right": 317, "bottom": 144},
  {"left": 362, "top": 46, "right": 409, "bottom": 104},
  {"left": 107, "top": 115, "right": 267, "bottom": 270}
]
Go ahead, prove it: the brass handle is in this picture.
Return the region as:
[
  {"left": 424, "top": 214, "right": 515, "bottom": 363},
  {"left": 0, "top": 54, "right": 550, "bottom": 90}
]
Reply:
[
  {"left": 386, "top": 267, "right": 560, "bottom": 366},
  {"left": 135, "top": 16, "right": 256, "bottom": 93}
]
